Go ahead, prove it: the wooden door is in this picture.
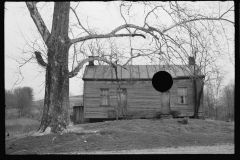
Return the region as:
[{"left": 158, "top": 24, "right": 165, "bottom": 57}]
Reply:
[
  {"left": 161, "top": 91, "right": 171, "bottom": 114},
  {"left": 117, "top": 89, "right": 127, "bottom": 115},
  {"left": 73, "top": 106, "right": 84, "bottom": 124},
  {"left": 79, "top": 106, "right": 84, "bottom": 124}
]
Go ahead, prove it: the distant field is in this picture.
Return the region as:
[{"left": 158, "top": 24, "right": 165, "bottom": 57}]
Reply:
[
  {"left": 5, "top": 118, "right": 40, "bottom": 140},
  {"left": 33, "top": 95, "right": 83, "bottom": 115},
  {"left": 6, "top": 118, "right": 40, "bottom": 126}
]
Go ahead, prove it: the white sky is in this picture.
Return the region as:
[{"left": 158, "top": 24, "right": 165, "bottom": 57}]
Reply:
[{"left": 4, "top": 2, "right": 234, "bottom": 100}]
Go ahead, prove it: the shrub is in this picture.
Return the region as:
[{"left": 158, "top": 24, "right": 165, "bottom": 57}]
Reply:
[{"left": 171, "top": 111, "right": 180, "bottom": 117}]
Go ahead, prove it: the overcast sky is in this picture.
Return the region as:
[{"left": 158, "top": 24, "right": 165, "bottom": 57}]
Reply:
[{"left": 4, "top": 2, "right": 234, "bottom": 101}]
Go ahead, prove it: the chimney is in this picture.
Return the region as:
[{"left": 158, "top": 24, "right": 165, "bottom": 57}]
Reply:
[
  {"left": 88, "top": 56, "right": 94, "bottom": 66},
  {"left": 188, "top": 56, "right": 195, "bottom": 65}
]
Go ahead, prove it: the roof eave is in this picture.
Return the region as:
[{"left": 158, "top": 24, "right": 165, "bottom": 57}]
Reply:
[{"left": 82, "top": 75, "right": 205, "bottom": 81}]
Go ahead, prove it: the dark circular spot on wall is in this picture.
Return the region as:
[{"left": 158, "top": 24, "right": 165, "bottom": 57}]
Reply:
[{"left": 152, "top": 71, "right": 173, "bottom": 92}]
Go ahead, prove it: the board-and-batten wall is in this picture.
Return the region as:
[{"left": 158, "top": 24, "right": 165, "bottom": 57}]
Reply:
[{"left": 83, "top": 79, "right": 204, "bottom": 118}]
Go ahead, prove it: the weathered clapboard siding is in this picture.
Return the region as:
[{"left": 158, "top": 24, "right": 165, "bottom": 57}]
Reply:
[
  {"left": 83, "top": 64, "right": 205, "bottom": 119},
  {"left": 170, "top": 79, "right": 204, "bottom": 116},
  {"left": 84, "top": 79, "right": 203, "bottom": 118},
  {"left": 84, "top": 81, "right": 160, "bottom": 118}
]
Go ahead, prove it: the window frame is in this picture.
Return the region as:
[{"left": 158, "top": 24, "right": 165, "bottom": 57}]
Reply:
[
  {"left": 100, "top": 88, "right": 110, "bottom": 106},
  {"left": 177, "top": 87, "right": 187, "bottom": 104}
]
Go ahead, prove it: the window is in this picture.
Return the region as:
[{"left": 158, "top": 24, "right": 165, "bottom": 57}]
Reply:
[
  {"left": 177, "top": 87, "right": 187, "bottom": 104},
  {"left": 100, "top": 89, "right": 110, "bottom": 106}
]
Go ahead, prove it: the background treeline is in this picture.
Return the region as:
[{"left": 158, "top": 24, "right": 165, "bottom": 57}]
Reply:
[
  {"left": 5, "top": 87, "right": 34, "bottom": 117},
  {"left": 204, "top": 80, "right": 234, "bottom": 122},
  {"left": 5, "top": 81, "right": 234, "bottom": 122}
]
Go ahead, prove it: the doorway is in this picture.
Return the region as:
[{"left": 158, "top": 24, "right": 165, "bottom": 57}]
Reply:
[
  {"left": 160, "top": 90, "right": 171, "bottom": 114},
  {"left": 117, "top": 88, "right": 127, "bottom": 116},
  {"left": 73, "top": 105, "right": 84, "bottom": 124}
]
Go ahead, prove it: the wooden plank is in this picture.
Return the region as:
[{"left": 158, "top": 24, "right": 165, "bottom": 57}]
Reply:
[{"left": 160, "top": 91, "right": 170, "bottom": 114}]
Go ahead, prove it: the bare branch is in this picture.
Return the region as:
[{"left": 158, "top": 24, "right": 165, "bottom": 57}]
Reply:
[
  {"left": 25, "top": 2, "right": 51, "bottom": 45},
  {"left": 219, "top": 6, "right": 234, "bottom": 19},
  {"left": 34, "top": 51, "right": 48, "bottom": 68},
  {"left": 71, "top": 32, "right": 146, "bottom": 44},
  {"left": 70, "top": 23, "right": 165, "bottom": 44},
  {"left": 70, "top": 7, "right": 91, "bottom": 35},
  {"left": 163, "top": 17, "right": 234, "bottom": 33},
  {"left": 143, "top": 5, "right": 162, "bottom": 27},
  {"left": 69, "top": 56, "right": 126, "bottom": 78}
]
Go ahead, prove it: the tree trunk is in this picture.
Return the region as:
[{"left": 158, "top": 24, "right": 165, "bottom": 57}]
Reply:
[
  {"left": 216, "top": 107, "right": 218, "bottom": 120},
  {"left": 114, "top": 66, "right": 125, "bottom": 119},
  {"left": 193, "top": 79, "right": 198, "bottom": 118},
  {"left": 38, "top": 2, "right": 71, "bottom": 133},
  {"left": 195, "top": 83, "right": 204, "bottom": 118}
]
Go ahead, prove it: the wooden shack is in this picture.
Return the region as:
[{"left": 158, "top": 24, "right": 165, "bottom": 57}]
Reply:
[
  {"left": 72, "top": 105, "right": 84, "bottom": 124},
  {"left": 82, "top": 61, "right": 205, "bottom": 119}
]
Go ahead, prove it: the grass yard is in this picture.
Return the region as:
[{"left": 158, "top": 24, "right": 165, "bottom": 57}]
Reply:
[
  {"left": 5, "top": 118, "right": 234, "bottom": 154},
  {"left": 5, "top": 118, "right": 40, "bottom": 140}
]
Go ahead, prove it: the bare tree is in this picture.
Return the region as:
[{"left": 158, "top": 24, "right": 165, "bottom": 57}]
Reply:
[
  {"left": 5, "top": 90, "right": 17, "bottom": 110},
  {"left": 12, "top": 87, "right": 34, "bottom": 117},
  {"left": 222, "top": 80, "right": 234, "bottom": 121},
  {"left": 21, "top": 2, "right": 234, "bottom": 133}
]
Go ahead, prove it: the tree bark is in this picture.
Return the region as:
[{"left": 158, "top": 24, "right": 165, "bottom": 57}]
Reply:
[
  {"left": 38, "top": 2, "right": 71, "bottom": 133},
  {"left": 195, "top": 83, "right": 204, "bottom": 118},
  {"left": 193, "top": 78, "right": 198, "bottom": 118}
]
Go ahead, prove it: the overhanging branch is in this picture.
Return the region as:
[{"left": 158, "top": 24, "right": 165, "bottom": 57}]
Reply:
[
  {"left": 163, "top": 17, "right": 234, "bottom": 33},
  {"left": 69, "top": 57, "right": 126, "bottom": 78},
  {"left": 70, "top": 24, "right": 166, "bottom": 44},
  {"left": 71, "top": 33, "right": 146, "bottom": 45}
]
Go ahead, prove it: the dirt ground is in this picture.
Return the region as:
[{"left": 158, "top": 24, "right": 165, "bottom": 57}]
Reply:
[
  {"left": 5, "top": 118, "right": 234, "bottom": 154},
  {"left": 66, "top": 144, "right": 234, "bottom": 154}
]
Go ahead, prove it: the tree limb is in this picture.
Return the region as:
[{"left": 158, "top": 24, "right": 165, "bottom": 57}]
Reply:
[
  {"left": 26, "top": 2, "right": 51, "bottom": 45},
  {"left": 163, "top": 17, "right": 234, "bottom": 33},
  {"left": 71, "top": 33, "right": 146, "bottom": 45},
  {"left": 70, "top": 7, "right": 91, "bottom": 35},
  {"left": 69, "top": 56, "right": 126, "bottom": 78},
  {"left": 70, "top": 24, "right": 164, "bottom": 44},
  {"left": 72, "top": 19, "right": 231, "bottom": 45},
  {"left": 34, "top": 51, "right": 48, "bottom": 67}
]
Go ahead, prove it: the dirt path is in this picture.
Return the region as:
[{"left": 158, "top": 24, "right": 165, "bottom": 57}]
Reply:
[{"left": 65, "top": 144, "right": 234, "bottom": 154}]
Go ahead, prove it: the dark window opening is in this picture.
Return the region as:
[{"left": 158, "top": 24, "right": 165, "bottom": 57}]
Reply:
[
  {"left": 100, "top": 89, "right": 110, "bottom": 106},
  {"left": 178, "top": 87, "right": 187, "bottom": 104}
]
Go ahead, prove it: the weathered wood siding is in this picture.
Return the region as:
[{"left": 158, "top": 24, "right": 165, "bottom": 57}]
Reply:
[
  {"left": 84, "top": 79, "right": 204, "bottom": 118},
  {"left": 170, "top": 79, "right": 204, "bottom": 117}
]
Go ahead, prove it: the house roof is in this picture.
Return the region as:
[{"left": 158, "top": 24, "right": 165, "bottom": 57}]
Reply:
[{"left": 82, "top": 65, "right": 204, "bottom": 81}]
